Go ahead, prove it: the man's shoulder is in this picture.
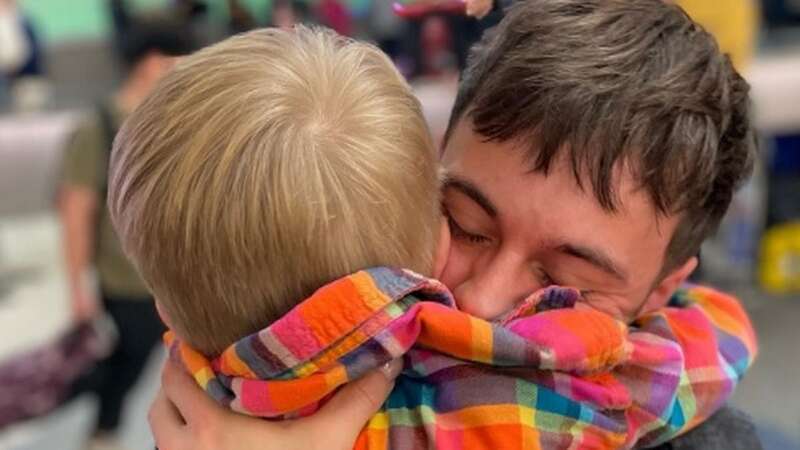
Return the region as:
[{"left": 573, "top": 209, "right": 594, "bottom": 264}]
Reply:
[{"left": 648, "top": 406, "right": 763, "bottom": 450}]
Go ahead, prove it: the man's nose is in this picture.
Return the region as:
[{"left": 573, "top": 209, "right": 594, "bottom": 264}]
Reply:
[{"left": 453, "top": 250, "right": 543, "bottom": 320}]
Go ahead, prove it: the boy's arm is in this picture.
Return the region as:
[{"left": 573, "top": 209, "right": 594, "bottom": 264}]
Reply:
[
  {"left": 619, "top": 285, "right": 757, "bottom": 448},
  {"left": 507, "top": 285, "right": 756, "bottom": 448}
]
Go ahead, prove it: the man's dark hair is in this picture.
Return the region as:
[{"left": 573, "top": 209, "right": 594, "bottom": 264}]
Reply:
[
  {"left": 445, "top": 0, "right": 756, "bottom": 273},
  {"left": 119, "top": 20, "right": 197, "bottom": 69}
]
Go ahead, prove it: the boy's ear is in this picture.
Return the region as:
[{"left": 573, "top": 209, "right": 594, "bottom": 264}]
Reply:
[
  {"left": 433, "top": 216, "right": 451, "bottom": 279},
  {"left": 155, "top": 300, "right": 174, "bottom": 330},
  {"left": 639, "top": 256, "right": 698, "bottom": 317}
]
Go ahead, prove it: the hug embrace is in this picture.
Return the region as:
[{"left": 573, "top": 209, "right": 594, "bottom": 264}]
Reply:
[{"left": 108, "top": 1, "right": 760, "bottom": 449}]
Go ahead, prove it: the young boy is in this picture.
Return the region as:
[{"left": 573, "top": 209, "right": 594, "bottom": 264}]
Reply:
[{"left": 109, "top": 27, "right": 756, "bottom": 449}]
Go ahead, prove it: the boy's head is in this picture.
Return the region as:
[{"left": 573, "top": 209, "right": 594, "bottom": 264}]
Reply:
[{"left": 109, "top": 27, "right": 440, "bottom": 356}]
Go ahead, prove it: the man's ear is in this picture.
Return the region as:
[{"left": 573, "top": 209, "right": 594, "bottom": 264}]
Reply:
[
  {"left": 640, "top": 256, "right": 698, "bottom": 317},
  {"left": 433, "top": 216, "right": 451, "bottom": 279}
]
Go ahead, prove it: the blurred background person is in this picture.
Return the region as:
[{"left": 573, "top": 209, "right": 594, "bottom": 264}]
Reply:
[
  {"left": 272, "top": 0, "right": 310, "bottom": 30},
  {"left": 367, "top": 0, "right": 406, "bottom": 60},
  {"left": 224, "top": 0, "right": 313, "bottom": 33},
  {"left": 316, "top": 0, "right": 352, "bottom": 35},
  {"left": 227, "top": 0, "right": 258, "bottom": 32},
  {"left": 108, "top": 0, "right": 131, "bottom": 52},
  {"left": 0, "top": 0, "right": 47, "bottom": 112},
  {"left": 58, "top": 19, "right": 194, "bottom": 450}
]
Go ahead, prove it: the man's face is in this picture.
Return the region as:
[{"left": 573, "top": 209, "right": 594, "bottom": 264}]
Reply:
[{"left": 439, "top": 120, "right": 692, "bottom": 322}]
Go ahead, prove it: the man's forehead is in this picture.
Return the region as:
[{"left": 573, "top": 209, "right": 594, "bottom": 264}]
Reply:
[
  {"left": 443, "top": 122, "right": 673, "bottom": 223},
  {"left": 442, "top": 128, "right": 679, "bottom": 265}
]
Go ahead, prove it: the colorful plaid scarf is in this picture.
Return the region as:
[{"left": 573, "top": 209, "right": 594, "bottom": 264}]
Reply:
[{"left": 168, "top": 267, "right": 757, "bottom": 449}]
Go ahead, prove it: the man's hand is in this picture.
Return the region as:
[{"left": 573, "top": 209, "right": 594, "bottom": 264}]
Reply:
[{"left": 150, "top": 360, "right": 401, "bottom": 450}]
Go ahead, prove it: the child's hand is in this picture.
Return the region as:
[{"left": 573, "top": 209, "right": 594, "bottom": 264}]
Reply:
[{"left": 465, "top": 0, "right": 494, "bottom": 18}]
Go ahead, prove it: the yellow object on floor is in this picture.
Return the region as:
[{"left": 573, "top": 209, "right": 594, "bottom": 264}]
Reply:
[
  {"left": 759, "top": 222, "right": 800, "bottom": 294},
  {"left": 678, "top": 0, "right": 759, "bottom": 70}
]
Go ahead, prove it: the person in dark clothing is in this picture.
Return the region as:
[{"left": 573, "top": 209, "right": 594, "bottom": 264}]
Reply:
[
  {"left": 60, "top": 21, "right": 195, "bottom": 450},
  {"left": 0, "top": 0, "right": 47, "bottom": 110}
]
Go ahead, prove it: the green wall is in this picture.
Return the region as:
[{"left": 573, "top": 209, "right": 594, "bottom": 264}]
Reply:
[
  {"left": 18, "top": 0, "right": 371, "bottom": 45},
  {"left": 19, "top": 0, "right": 112, "bottom": 43}
]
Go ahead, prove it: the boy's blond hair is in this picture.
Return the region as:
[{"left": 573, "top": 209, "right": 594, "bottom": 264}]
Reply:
[{"left": 109, "top": 27, "right": 439, "bottom": 356}]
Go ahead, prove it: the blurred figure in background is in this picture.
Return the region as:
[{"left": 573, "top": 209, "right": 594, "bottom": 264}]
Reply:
[
  {"left": 58, "top": 21, "right": 194, "bottom": 450},
  {"left": 109, "top": 0, "right": 131, "bottom": 45},
  {"left": 397, "top": 0, "right": 502, "bottom": 78},
  {"left": 368, "top": 0, "right": 406, "bottom": 60},
  {"left": 0, "top": 0, "right": 48, "bottom": 112},
  {"left": 419, "top": 15, "right": 456, "bottom": 77},
  {"left": 316, "top": 0, "right": 352, "bottom": 36},
  {"left": 172, "top": 0, "right": 212, "bottom": 46},
  {"left": 272, "top": 0, "right": 304, "bottom": 29},
  {"left": 228, "top": 0, "right": 313, "bottom": 33},
  {"left": 448, "top": 0, "right": 502, "bottom": 72},
  {"left": 227, "top": 0, "right": 258, "bottom": 33},
  {"left": 173, "top": 0, "right": 209, "bottom": 22}
]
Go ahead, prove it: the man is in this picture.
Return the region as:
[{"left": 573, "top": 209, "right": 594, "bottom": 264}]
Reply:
[
  {"left": 59, "top": 21, "right": 194, "bottom": 450},
  {"left": 148, "top": 1, "right": 760, "bottom": 449}
]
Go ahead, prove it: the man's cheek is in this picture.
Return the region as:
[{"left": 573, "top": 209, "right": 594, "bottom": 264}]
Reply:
[
  {"left": 579, "top": 295, "right": 630, "bottom": 322},
  {"left": 438, "top": 244, "right": 472, "bottom": 292}
]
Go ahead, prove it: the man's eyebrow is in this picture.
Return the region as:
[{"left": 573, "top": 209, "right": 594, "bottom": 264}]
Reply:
[
  {"left": 557, "top": 243, "right": 628, "bottom": 282},
  {"left": 442, "top": 175, "right": 498, "bottom": 218}
]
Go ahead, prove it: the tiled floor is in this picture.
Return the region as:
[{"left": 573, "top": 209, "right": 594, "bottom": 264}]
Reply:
[
  {"left": 0, "top": 214, "right": 163, "bottom": 450},
  {"left": 1, "top": 351, "right": 163, "bottom": 450},
  {"left": 730, "top": 287, "right": 800, "bottom": 449}
]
